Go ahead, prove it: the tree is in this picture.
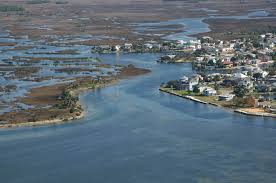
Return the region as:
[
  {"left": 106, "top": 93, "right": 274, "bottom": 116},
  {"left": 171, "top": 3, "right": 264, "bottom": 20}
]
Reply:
[
  {"left": 193, "top": 86, "right": 200, "bottom": 93},
  {"left": 214, "top": 75, "right": 221, "bottom": 82},
  {"left": 267, "top": 61, "right": 276, "bottom": 76},
  {"left": 166, "top": 80, "right": 181, "bottom": 90},
  {"left": 233, "top": 85, "right": 249, "bottom": 98},
  {"left": 270, "top": 52, "right": 276, "bottom": 61},
  {"left": 208, "top": 60, "right": 215, "bottom": 66},
  {"left": 253, "top": 73, "right": 262, "bottom": 80},
  {"left": 231, "top": 57, "right": 237, "bottom": 62},
  {"left": 214, "top": 83, "right": 220, "bottom": 91}
]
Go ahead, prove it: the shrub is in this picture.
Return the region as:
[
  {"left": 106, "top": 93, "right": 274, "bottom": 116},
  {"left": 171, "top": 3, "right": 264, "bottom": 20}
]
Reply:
[
  {"left": 0, "top": 5, "right": 24, "bottom": 12},
  {"left": 26, "top": 0, "right": 50, "bottom": 4}
]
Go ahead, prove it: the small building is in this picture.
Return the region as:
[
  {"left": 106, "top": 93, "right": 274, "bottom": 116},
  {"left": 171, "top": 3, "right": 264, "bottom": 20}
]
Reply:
[
  {"left": 233, "top": 73, "right": 248, "bottom": 81},
  {"left": 268, "top": 106, "right": 276, "bottom": 114},
  {"left": 218, "top": 94, "right": 234, "bottom": 101},
  {"left": 114, "top": 45, "right": 121, "bottom": 52},
  {"left": 124, "top": 43, "right": 133, "bottom": 51},
  {"left": 158, "top": 55, "right": 176, "bottom": 63},
  {"left": 203, "top": 88, "right": 217, "bottom": 96},
  {"left": 144, "top": 43, "right": 153, "bottom": 49},
  {"left": 111, "top": 45, "right": 121, "bottom": 52},
  {"left": 222, "top": 61, "right": 233, "bottom": 68},
  {"left": 180, "top": 75, "right": 200, "bottom": 91}
]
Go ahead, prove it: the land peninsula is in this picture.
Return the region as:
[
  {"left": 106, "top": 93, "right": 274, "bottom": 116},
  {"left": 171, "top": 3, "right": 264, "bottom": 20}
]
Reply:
[{"left": 0, "top": 64, "right": 150, "bottom": 128}]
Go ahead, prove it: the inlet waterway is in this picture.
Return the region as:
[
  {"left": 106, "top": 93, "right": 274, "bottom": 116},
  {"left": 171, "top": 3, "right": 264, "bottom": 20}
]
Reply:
[{"left": 1, "top": 11, "right": 276, "bottom": 183}]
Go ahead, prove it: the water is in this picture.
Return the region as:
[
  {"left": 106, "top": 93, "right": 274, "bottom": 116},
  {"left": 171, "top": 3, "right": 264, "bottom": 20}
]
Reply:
[
  {"left": 1, "top": 53, "right": 276, "bottom": 183},
  {"left": 135, "top": 18, "right": 210, "bottom": 41},
  {"left": 1, "top": 10, "right": 276, "bottom": 183},
  {"left": 134, "top": 10, "right": 275, "bottom": 41}
]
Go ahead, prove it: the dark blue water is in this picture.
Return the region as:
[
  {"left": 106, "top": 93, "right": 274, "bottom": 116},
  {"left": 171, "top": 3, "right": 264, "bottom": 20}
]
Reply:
[{"left": 1, "top": 53, "right": 276, "bottom": 183}]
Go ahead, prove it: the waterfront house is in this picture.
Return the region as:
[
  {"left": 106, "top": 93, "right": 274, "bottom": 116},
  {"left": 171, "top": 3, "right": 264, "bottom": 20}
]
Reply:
[
  {"left": 124, "top": 43, "right": 133, "bottom": 51},
  {"left": 114, "top": 45, "right": 121, "bottom": 52},
  {"left": 268, "top": 105, "right": 276, "bottom": 114},
  {"left": 144, "top": 43, "right": 153, "bottom": 50},
  {"left": 158, "top": 55, "right": 176, "bottom": 63},
  {"left": 203, "top": 88, "right": 217, "bottom": 96},
  {"left": 180, "top": 75, "right": 200, "bottom": 91},
  {"left": 218, "top": 94, "right": 234, "bottom": 101}
]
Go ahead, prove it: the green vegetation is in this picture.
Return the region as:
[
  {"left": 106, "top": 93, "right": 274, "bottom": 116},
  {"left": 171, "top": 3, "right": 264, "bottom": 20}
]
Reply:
[
  {"left": 54, "top": 90, "right": 76, "bottom": 109},
  {"left": 0, "top": 5, "right": 24, "bottom": 12},
  {"left": 271, "top": 52, "right": 276, "bottom": 61},
  {"left": 165, "top": 80, "right": 181, "bottom": 89},
  {"left": 55, "top": 1, "right": 68, "bottom": 4},
  {"left": 266, "top": 61, "right": 276, "bottom": 76},
  {"left": 233, "top": 85, "right": 249, "bottom": 98},
  {"left": 175, "top": 90, "right": 194, "bottom": 96},
  {"left": 55, "top": 90, "right": 80, "bottom": 114},
  {"left": 193, "top": 85, "right": 200, "bottom": 93},
  {"left": 161, "top": 87, "right": 199, "bottom": 96},
  {"left": 26, "top": 0, "right": 50, "bottom": 4}
]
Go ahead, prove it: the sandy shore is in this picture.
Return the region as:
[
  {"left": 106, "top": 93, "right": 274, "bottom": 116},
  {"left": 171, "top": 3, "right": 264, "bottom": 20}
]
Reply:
[
  {"left": 159, "top": 88, "right": 276, "bottom": 119},
  {"left": 0, "top": 111, "right": 85, "bottom": 129},
  {"left": 0, "top": 80, "right": 116, "bottom": 129}
]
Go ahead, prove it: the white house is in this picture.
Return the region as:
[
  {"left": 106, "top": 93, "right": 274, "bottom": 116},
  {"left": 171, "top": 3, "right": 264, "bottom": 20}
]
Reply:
[
  {"left": 124, "top": 43, "right": 133, "bottom": 50},
  {"left": 218, "top": 94, "right": 234, "bottom": 101},
  {"left": 144, "top": 43, "right": 153, "bottom": 49},
  {"left": 180, "top": 75, "right": 200, "bottom": 91},
  {"left": 203, "top": 87, "right": 217, "bottom": 96},
  {"left": 233, "top": 73, "right": 248, "bottom": 80},
  {"left": 114, "top": 45, "right": 121, "bottom": 52}
]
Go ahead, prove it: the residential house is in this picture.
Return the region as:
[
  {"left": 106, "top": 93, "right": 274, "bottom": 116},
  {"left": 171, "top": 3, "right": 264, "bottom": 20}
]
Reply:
[
  {"left": 203, "top": 87, "right": 217, "bottom": 96},
  {"left": 180, "top": 75, "right": 200, "bottom": 91},
  {"left": 124, "top": 43, "right": 133, "bottom": 51},
  {"left": 233, "top": 73, "right": 248, "bottom": 81},
  {"left": 218, "top": 94, "right": 234, "bottom": 101}
]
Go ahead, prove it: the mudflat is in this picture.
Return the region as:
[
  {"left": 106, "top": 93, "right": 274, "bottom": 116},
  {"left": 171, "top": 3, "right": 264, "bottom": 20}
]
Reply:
[{"left": 0, "top": 0, "right": 275, "bottom": 43}]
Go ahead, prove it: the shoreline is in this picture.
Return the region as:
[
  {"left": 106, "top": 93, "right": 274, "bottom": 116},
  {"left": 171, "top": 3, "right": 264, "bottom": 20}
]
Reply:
[
  {"left": 0, "top": 66, "right": 151, "bottom": 129},
  {"left": 0, "top": 79, "right": 119, "bottom": 129},
  {"left": 159, "top": 88, "right": 276, "bottom": 119},
  {"left": 0, "top": 111, "right": 85, "bottom": 129}
]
